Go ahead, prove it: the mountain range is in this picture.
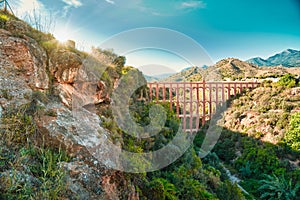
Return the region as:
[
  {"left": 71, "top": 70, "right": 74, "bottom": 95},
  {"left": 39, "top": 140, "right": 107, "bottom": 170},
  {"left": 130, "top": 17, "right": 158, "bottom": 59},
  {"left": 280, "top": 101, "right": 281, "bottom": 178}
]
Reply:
[
  {"left": 246, "top": 49, "right": 300, "bottom": 67},
  {"left": 147, "top": 49, "right": 300, "bottom": 82}
]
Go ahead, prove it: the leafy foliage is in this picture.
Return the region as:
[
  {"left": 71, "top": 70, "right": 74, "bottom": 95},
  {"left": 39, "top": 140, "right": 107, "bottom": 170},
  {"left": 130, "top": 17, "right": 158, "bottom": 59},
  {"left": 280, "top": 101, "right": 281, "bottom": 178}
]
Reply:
[
  {"left": 258, "top": 174, "right": 300, "bottom": 200},
  {"left": 234, "top": 143, "right": 281, "bottom": 178},
  {"left": 277, "top": 74, "right": 298, "bottom": 88},
  {"left": 216, "top": 180, "right": 245, "bottom": 200},
  {"left": 149, "top": 178, "right": 177, "bottom": 200},
  {"left": 283, "top": 112, "right": 300, "bottom": 152},
  {"left": 113, "top": 56, "right": 126, "bottom": 75}
]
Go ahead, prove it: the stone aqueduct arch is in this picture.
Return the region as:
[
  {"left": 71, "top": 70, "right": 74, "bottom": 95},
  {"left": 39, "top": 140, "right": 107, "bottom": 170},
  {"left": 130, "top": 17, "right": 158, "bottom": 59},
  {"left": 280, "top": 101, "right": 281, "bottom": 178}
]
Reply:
[{"left": 147, "top": 81, "right": 260, "bottom": 132}]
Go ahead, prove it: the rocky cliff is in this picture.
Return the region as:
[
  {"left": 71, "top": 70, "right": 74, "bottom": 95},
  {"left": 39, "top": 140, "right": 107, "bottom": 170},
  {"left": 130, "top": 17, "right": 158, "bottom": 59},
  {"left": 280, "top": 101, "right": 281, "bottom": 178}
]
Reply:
[{"left": 0, "top": 11, "right": 139, "bottom": 199}]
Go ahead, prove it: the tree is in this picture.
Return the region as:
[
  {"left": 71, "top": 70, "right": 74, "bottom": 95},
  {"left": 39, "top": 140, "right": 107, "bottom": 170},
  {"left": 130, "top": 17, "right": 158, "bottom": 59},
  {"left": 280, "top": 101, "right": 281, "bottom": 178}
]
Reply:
[
  {"left": 149, "top": 178, "right": 177, "bottom": 200},
  {"left": 277, "top": 74, "right": 297, "bottom": 88},
  {"left": 113, "top": 56, "right": 126, "bottom": 75},
  {"left": 217, "top": 180, "right": 245, "bottom": 200}
]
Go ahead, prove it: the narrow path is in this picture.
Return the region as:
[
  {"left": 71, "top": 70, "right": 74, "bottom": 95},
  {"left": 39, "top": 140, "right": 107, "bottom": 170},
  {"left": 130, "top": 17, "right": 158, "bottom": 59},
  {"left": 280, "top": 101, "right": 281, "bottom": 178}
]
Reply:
[{"left": 220, "top": 163, "right": 250, "bottom": 196}]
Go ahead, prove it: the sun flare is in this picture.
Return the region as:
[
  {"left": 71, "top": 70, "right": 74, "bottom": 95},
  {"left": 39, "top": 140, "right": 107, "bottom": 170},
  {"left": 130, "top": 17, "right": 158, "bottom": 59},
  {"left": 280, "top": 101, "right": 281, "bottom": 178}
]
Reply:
[{"left": 53, "top": 27, "right": 72, "bottom": 43}]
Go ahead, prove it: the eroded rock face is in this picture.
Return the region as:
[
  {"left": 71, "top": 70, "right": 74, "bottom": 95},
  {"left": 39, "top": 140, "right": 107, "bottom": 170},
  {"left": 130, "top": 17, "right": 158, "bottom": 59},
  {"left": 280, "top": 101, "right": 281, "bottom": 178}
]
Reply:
[
  {"left": 49, "top": 50, "right": 111, "bottom": 107},
  {"left": 60, "top": 161, "right": 104, "bottom": 199},
  {"left": 0, "top": 29, "right": 49, "bottom": 90},
  {"left": 0, "top": 29, "right": 49, "bottom": 109},
  {"left": 56, "top": 81, "right": 110, "bottom": 107},
  {"left": 60, "top": 161, "right": 139, "bottom": 200},
  {"left": 49, "top": 49, "right": 82, "bottom": 84}
]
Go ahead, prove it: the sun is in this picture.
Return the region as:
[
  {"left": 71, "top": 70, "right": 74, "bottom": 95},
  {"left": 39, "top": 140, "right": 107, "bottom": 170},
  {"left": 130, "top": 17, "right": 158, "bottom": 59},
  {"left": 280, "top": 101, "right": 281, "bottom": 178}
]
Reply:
[{"left": 53, "top": 26, "right": 73, "bottom": 43}]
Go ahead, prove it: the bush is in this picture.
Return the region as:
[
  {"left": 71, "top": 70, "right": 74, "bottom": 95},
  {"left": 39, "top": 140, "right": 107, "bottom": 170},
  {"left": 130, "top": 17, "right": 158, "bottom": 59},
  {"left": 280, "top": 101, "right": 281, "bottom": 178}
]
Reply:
[
  {"left": 234, "top": 144, "right": 280, "bottom": 179},
  {"left": 283, "top": 112, "right": 300, "bottom": 152},
  {"left": 0, "top": 12, "right": 9, "bottom": 28},
  {"left": 148, "top": 178, "right": 177, "bottom": 200},
  {"left": 214, "top": 138, "right": 236, "bottom": 162},
  {"left": 258, "top": 174, "right": 300, "bottom": 200},
  {"left": 216, "top": 180, "right": 245, "bottom": 200},
  {"left": 277, "top": 74, "right": 297, "bottom": 88}
]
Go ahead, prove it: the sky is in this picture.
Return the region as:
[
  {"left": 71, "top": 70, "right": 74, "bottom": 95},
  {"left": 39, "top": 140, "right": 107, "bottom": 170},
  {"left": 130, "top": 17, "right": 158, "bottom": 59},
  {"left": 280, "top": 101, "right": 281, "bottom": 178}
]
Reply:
[{"left": 8, "top": 0, "right": 300, "bottom": 75}]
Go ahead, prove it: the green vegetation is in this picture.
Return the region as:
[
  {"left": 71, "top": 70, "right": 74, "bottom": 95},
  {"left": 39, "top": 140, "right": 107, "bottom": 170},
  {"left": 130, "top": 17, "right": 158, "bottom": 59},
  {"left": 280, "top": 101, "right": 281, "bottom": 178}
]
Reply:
[
  {"left": 195, "top": 125, "right": 300, "bottom": 199},
  {"left": 0, "top": 145, "right": 69, "bottom": 200},
  {"left": 113, "top": 56, "right": 126, "bottom": 75},
  {"left": 258, "top": 174, "right": 300, "bottom": 200},
  {"left": 101, "top": 97, "right": 247, "bottom": 199},
  {"left": 0, "top": 10, "right": 18, "bottom": 29},
  {"left": 283, "top": 112, "right": 300, "bottom": 152},
  {"left": 1, "top": 105, "right": 35, "bottom": 145},
  {"left": 277, "top": 74, "right": 298, "bottom": 88},
  {"left": 199, "top": 81, "right": 300, "bottom": 199},
  {"left": 0, "top": 104, "right": 69, "bottom": 199},
  {"left": 0, "top": 146, "right": 69, "bottom": 200}
]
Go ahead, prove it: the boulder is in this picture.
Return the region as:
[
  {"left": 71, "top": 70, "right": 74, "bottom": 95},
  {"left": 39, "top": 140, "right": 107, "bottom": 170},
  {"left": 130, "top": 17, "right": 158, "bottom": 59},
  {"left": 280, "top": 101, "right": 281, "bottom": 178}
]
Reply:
[{"left": 49, "top": 49, "right": 82, "bottom": 84}]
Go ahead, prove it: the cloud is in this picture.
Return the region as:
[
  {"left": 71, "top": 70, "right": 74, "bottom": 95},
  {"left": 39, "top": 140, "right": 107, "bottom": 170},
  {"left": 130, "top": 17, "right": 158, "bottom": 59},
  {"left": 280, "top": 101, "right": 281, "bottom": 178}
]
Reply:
[
  {"left": 62, "top": 0, "right": 83, "bottom": 8},
  {"left": 14, "top": 0, "right": 45, "bottom": 16},
  {"left": 124, "top": 0, "right": 206, "bottom": 16},
  {"left": 61, "top": 0, "right": 83, "bottom": 17},
  {"left": 105, "top": 0, "right": 115, "bottom": 5},
  {"left": 179, "top": 1, "right": 206, "bottom": 9},
  {"left": 14, "top": 0, "right": 56, "bottom": 32}
]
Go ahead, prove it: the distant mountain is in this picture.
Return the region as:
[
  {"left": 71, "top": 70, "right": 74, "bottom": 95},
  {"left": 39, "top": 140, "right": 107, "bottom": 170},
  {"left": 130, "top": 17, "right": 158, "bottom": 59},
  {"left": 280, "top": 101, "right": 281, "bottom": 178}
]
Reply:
[
  {"left": 208, "top": 58, "right": 259, "bottom": 80},
  {"left": 181, "top": 65, "right": 208, "bottom": 71},
  {"left": 246, "top": 57, "right": 268, "bottom": 66},
  {"left": 144, "top": 75, "right": 159, "bottom": 82},
  {"left": 161, "top": 66, "right": 204, "bottom": 82},
  {"left": 246, "top": 49, "right": 300, "bottom": 67},
  {"left": 144, "top": 65, "right": 210, "bottom": 82},
  {"left": 144, "top": 72, "right": 176, "bottom": 82},
  {"left": 158, "top": 49, "right": 300, "bottom": 82},
  {"left": 161, "top": 57, "right": 300, "bottom": 82}
]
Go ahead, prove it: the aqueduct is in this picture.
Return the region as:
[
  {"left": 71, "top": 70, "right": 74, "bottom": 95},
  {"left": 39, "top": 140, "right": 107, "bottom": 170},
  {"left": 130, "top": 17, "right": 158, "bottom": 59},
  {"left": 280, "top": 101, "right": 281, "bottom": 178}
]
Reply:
[{"left": 147, "top": 81, "right": 260, "bottom": 132}]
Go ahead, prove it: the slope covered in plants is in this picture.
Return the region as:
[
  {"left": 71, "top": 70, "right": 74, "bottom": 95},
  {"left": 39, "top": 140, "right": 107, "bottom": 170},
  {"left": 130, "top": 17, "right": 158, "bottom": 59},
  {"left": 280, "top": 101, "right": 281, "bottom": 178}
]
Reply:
[{"left": 193, "top": 75, "right": 300, "bottom": 199}]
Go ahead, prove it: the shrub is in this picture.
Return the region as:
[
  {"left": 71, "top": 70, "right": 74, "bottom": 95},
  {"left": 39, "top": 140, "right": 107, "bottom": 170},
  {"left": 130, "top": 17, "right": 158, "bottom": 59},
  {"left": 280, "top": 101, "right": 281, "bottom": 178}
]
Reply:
[
  {"left": 216, "top": 180, "right": 245, "bottom": 200},
  {"left": 214, "top": 138, "right": 236, "bottom": 162},
  {"left": 234, "top": 145, "right": 280, "bottom": 179},
  {"left": 148, "top": 178, "right": 177, "bottom": 200},
  {"left": 277, "top": 74, "right": 297, "bottom": 88},
  {"left": 283, "top": 112, "right": 300, "bottom": 152},
  {"left": 258, "top": 174, "right": 300, "bottom": 200}
]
